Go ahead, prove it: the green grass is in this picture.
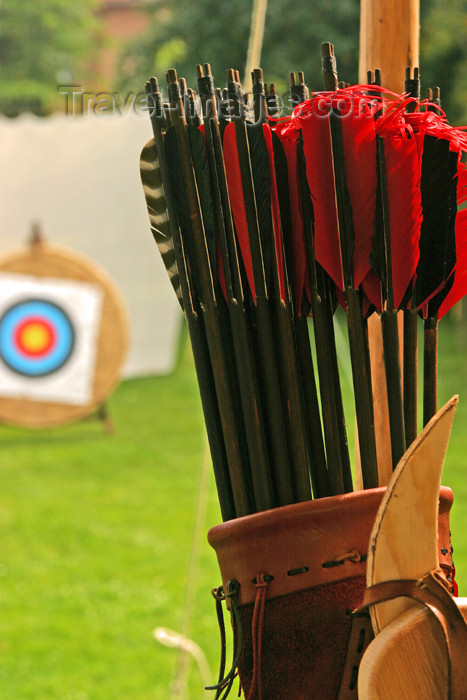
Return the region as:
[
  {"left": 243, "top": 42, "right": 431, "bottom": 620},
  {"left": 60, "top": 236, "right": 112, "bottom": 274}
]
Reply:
[
  {"left": 1, "top": 317, "right": 467, "bottom": 699},
  {"left": 0, "top": 337, "right": 223, "bottom": 700}
]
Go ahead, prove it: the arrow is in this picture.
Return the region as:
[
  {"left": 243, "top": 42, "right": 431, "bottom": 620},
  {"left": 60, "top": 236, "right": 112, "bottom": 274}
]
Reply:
[
  {"left": 140, "top": 95, "right": 235, "bottom": 520},
  {"left": 164, "top": 69, "right": 253, "bottom": 517},
  {"left": 222, "top": 71, "right": 296, "bottom": 505},
  {"left": 196, "top": 63, "right": 276, "bottom": 512}
]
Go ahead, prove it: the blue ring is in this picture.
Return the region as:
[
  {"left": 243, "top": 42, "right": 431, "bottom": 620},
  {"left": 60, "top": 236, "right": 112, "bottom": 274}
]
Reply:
[{"left": 0, "top": 299, "right": 75, "bottom": 377}]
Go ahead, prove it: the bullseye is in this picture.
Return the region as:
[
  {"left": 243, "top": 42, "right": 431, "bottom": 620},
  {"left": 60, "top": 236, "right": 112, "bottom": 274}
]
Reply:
[
  {"left": 14, "top": 317, "right": 56, "bottom": 357},
  {"left": 0, "top": 299, "right": 75, "bottom": 377}
]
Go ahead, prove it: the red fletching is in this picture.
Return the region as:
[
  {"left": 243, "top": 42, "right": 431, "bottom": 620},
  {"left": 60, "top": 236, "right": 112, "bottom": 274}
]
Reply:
[
  {"left": 294, "top": 90, "right": 377, "bottom": 292},
  {"left": 273, "top": 120, "right": 311, "bottom": 311},
  {"left": 458, "top": 167, "right": 467, "bottom": 206},
  {"left": 438, "top": 209, "right": 467, "bottom": 318},
  {"left": 361, "top": 269, "right": 383, "bottom": 313},
  {"left": 262, "top": 123, "right": 287, "bottom": 303},
  {"left": 376, "top": 122, "right": 422, "bottom": 309},
  {"left": 297, "top": 98, "right": 343, "bottom": 290},
  {"left": 405, "top": 111, "right": 467, "bottom": 153},
  {"left": 438, "top": 138, "right": 467, "bottom": 318},
  {"left": 340, "top": 104, "right": 377, "bottom": 288},
  {"left": 222, "top": 122, "right": 256, "bottom": 301}
]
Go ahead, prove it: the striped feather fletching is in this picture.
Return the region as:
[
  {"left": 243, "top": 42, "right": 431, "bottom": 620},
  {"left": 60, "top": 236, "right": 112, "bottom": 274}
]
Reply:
[{"left": 139, "top": 138, "right": 183, "bottom": 308}]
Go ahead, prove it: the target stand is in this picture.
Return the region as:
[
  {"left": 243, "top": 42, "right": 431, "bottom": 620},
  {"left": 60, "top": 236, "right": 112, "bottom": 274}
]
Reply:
[{"left": 0, "top": 231, "right": 128, "bottom": 430}]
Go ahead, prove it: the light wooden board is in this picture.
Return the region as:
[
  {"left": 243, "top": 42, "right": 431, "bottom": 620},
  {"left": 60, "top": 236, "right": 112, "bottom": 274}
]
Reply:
[
  {"left": 359, "top": 600, "right": 467, "bottom": 700},
  {"left": 366, "top": 396, "right": 458, "bottom": 633}
]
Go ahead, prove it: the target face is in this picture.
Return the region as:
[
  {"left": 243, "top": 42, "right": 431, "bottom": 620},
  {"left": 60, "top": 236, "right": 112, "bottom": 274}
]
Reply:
[
  {"left": 0, "top": 272, "right": 103, "bottom": 406},
  {"left": 0, "top": 299, "right": 75, "bottom": 377}
]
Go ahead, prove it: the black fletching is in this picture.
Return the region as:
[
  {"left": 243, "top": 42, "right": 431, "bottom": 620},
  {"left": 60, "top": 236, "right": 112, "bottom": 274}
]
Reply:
[
  {"left": 187, "top": 125, "right": 218, "bottom": 282},
  {"left": 415, "top": 135, "right": 451, "bottom": 310},
  {"left": 426, "top": 149, "right": 458, "bottom": 314},
  {"left": 370, "top": 141, "right": 387, "bottom": 303},
  {"left": 247, "top": 123, "right": 275, "bottom": 294},
  {"left": 271, "top": 131, "right": 294, "bottom": 291}
]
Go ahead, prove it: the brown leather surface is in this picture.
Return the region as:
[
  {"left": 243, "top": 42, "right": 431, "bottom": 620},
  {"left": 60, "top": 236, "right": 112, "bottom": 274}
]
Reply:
[
  {"left": 438, "top": 487, "right": 456, "bottom": 592},
  {"left": 337, "top": 612, "right": 374, "bottom": 700},
  {"left": 237, "top": 577, "right": 367, "bottom": 700},
  {"left": 209, "top": 486, "right": 454, "bottom": 606},
  {"left": 209, "top": 488, "right": 385, "bottom": 606}
]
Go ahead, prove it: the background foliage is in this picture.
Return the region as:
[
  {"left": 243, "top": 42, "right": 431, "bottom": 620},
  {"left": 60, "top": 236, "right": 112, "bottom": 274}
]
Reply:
[
  {"left": 118, "top": 0, "right": 467, "bottom": 122},
  {"left": 0, "top": 0, "right": 100, "bottom": 116},
  {"left": 0, "top": 0, "right": 466, "bottom": 121}
]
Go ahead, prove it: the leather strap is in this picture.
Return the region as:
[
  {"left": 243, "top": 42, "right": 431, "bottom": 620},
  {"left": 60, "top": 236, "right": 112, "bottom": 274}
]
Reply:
[
  {"left": 355, "top": 570, "right": 467, "bottom": 700},
  {"left": 337, "top": 612, "right": 374, "bottom": 700}
]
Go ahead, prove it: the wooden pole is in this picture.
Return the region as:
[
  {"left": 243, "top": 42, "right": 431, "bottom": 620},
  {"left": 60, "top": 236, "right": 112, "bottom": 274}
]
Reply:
[
  {"left": 243, "top": 0, "right": 269, "bottom": 86},
  {"left": 358, "top": 0, "right": 420, "bottom": 484},
  {"left": 359, "top": 0, "right": 420, "bottom": 94}
]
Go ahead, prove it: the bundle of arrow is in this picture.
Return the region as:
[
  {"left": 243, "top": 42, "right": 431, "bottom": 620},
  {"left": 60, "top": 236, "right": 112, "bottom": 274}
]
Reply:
[{"left": 140, "top": 43, "right": 467, "bottom": 522}]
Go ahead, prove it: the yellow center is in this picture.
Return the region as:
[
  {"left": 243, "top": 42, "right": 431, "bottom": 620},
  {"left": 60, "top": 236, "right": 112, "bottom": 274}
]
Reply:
[{"left": 19, "top": 323, "right": 51, "bottom": 352}]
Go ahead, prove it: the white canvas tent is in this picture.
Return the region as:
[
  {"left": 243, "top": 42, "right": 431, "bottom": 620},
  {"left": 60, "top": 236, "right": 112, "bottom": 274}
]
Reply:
[{"left": 0, "top": 111, "right": 182, "bottom": 377}]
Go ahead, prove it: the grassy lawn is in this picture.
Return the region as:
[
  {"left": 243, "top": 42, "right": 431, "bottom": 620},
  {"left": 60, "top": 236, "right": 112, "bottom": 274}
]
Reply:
[{"left": 1, "top": 315, "right": 466, "bottom": 699}]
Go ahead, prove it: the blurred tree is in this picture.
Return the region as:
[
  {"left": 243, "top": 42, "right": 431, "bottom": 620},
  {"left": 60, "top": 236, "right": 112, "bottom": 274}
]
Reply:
[
  {"left": 0, "top": 0, "right": 101, "bottom": 116},
  {"left": 116, "top": 0, "right": 360, "bottom": 98},
  {"left": 420, "top": 0, "right": 467, "bottom": 123},
  {"left": 118, "top": 0, "right": 466, "bottom": 123},
  {"left": 1, "top": 0, "right": 464, "bottom": 121}
]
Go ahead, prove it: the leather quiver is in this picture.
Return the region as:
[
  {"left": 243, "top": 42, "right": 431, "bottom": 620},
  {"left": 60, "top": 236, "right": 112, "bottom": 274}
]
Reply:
[{"left": 208, "top": 486, "right": 455, "bottom": 699}]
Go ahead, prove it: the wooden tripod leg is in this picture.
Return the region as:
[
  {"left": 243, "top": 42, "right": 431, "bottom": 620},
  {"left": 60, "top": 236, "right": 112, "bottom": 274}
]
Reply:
[{"left": 97, "top": 402, "right": 114, "bottom": 435}]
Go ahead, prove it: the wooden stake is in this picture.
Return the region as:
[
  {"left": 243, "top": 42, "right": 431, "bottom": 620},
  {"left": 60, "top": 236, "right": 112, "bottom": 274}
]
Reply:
[
  {"left": 359, "top": 0, "right": 420, "bottom": 480},
  {"left": 359, "top": 0, "right": 420, "bottom": 94}
]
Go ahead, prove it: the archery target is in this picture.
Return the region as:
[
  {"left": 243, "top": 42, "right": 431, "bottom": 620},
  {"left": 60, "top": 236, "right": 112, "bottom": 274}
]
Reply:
[
  {"left": 0, "top": 299, "right": 75, "bottom": 377},
  {"left": 0, "top": 272, "right": 103, "bottom": 405}
]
